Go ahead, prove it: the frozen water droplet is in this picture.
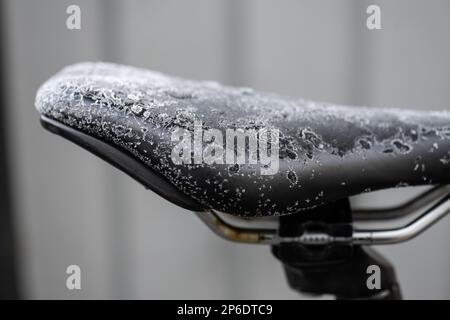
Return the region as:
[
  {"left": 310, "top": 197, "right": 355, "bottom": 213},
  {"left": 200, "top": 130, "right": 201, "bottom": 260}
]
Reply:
[
  {"left": 287, "top": 170, "right": 297, "bottom": 184},
  {"left": 131, "top": 105, "right": 143, "bottom": 114},
  {"left": 391, "top": 139, "right": 412, "bottom": 154},
  {"left": 358, "top": 138, "right": 372, "bottom": 150},
  {"left": 228, "top": 164, "right": 239, "bottom": 174}
]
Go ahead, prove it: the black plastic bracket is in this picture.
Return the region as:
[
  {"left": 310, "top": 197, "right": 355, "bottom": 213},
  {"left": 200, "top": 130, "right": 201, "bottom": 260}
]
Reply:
[{"left": 272, "top": 199, "right": 402, "bottom": 300}]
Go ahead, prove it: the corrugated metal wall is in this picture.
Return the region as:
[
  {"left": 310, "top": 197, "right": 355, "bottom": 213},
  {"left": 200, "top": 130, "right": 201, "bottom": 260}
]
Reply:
[{"left": 4, "top": 0, "right": 450, "bottom": 299}]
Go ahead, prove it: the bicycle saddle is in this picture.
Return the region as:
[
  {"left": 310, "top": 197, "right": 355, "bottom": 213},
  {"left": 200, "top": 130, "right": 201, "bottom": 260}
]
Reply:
[{"left": 35, "top": 62, "right": 450, "bottom": 217}]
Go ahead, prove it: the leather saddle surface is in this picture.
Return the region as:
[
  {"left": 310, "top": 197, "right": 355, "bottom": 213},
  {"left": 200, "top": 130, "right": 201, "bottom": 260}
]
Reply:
[{"left": 35, "top": 62, "right": 450, "bottom": 216}]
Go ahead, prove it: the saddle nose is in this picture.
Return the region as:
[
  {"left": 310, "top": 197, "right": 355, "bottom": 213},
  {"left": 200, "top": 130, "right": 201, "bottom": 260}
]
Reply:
[{"left": 35, "top": 62, "right": 450, "bottom": 217}]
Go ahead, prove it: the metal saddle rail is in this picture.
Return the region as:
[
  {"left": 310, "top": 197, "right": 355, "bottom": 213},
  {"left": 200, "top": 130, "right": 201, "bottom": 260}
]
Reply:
[{"left": 194, "top": 185, "right": 450, "bottom": 246}]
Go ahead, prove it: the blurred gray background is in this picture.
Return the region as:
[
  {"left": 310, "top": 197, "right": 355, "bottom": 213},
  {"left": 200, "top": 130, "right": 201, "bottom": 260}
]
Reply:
[{"left": 2, "top": 0, "right": 450, "bottom": 299}]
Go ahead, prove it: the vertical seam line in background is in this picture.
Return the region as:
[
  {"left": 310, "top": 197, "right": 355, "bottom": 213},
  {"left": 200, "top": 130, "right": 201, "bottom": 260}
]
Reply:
[
  {"left": 100, "top": 0, "right": 133, "bottom": 299},
  {"left": 0, "top": 0, "right": 20, "bottom": 299}
]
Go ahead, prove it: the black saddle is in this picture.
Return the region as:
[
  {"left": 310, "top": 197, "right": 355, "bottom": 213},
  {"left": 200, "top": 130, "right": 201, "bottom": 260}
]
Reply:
[{"left": 35, "top": 62, "right": 450, "bottom": 217}]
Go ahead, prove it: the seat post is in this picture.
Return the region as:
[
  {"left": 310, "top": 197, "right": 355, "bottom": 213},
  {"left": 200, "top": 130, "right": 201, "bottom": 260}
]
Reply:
[{"left": 271, "top": 199, "right": 402, "bottom": 300}]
